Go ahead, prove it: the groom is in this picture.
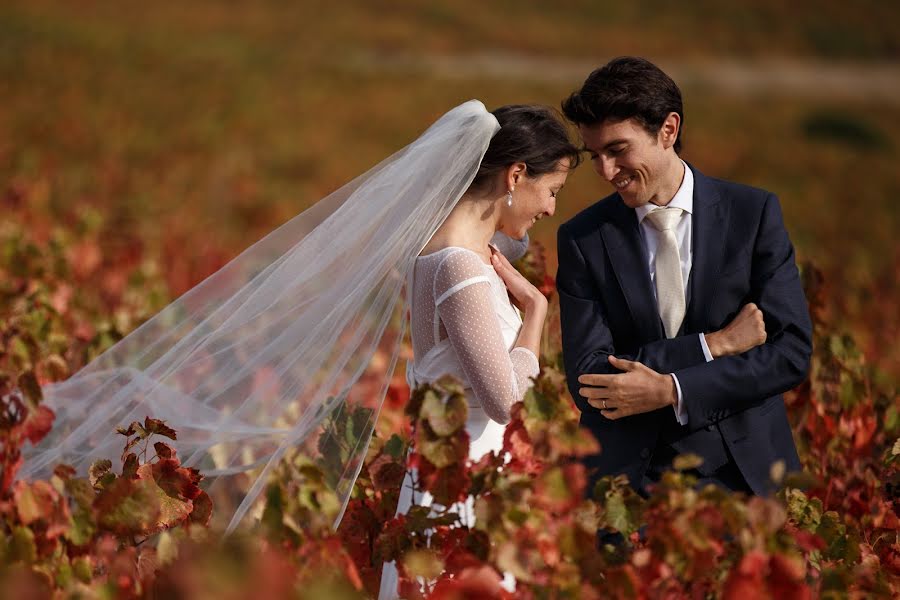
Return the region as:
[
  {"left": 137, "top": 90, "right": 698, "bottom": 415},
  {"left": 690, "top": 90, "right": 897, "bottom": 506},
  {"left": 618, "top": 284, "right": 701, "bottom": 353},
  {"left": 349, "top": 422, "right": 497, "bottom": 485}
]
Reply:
[{"left": 556, "top": 57, "right": 812, "bottom": 496}]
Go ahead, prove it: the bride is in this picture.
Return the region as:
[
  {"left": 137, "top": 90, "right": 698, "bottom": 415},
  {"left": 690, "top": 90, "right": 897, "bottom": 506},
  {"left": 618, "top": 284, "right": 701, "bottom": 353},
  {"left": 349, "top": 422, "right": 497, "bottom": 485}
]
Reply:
[
  {"left": 19, "top": 101, "right": 579, "bottom": 552},
  {"left": 380, "top": 104, "right": 578, "bottom": 598}
]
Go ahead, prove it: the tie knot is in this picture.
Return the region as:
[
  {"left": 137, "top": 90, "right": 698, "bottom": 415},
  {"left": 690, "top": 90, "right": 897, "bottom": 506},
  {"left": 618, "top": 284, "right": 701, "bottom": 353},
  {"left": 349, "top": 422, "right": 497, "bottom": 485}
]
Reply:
[{"left": 645, "top": 207, "right": 683, "bottom": 232}]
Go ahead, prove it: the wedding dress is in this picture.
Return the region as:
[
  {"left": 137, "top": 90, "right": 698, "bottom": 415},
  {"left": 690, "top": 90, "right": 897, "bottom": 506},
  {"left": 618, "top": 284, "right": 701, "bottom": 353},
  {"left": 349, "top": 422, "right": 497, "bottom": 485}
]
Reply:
[{"left": 378, "top": 245, "right": 539, "bottom": 598}]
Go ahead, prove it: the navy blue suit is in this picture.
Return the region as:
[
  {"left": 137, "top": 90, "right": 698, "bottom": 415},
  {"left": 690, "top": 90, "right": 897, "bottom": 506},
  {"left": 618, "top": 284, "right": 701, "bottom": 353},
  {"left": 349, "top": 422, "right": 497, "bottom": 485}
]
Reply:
[{"left": 556, "top": 165, "right": 812, "bottom": 495}]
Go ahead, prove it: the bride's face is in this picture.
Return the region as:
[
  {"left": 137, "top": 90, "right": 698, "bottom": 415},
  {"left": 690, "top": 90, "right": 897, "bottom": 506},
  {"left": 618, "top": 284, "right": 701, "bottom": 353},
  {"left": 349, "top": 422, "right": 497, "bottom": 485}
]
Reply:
[{"left": 501, "top": 159, "right": 571, "bottom": 239}]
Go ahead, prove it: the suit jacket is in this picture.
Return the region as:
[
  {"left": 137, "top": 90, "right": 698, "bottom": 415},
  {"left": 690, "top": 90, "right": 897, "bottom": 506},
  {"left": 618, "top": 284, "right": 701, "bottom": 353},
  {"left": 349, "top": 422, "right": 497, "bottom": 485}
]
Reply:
[{"left": 556, "top": 164, "right": 812, "bottom": 495}]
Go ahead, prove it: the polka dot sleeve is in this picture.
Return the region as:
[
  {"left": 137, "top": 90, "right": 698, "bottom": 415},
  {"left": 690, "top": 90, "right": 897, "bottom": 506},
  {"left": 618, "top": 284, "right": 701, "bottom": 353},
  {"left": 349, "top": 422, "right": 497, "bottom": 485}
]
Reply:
[{"left": 433, "top": 250, "right": 539, "bottom": 424}]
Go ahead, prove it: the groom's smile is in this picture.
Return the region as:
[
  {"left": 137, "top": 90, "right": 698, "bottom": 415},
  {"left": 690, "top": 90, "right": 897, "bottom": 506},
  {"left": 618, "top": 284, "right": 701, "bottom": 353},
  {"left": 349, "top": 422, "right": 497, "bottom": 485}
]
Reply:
[
  {"left": 578, "top": 117, "right": 682, "bottom": 209},
  {"left": 613, "top": 175, "right": 634, "bottom": 191}
]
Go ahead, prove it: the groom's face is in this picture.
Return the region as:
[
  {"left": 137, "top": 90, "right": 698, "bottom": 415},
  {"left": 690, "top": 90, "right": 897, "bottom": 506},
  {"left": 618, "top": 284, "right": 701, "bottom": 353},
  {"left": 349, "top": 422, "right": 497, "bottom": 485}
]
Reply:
[{"left": 579, "top": 118, "right": 672, "bottom": 209}]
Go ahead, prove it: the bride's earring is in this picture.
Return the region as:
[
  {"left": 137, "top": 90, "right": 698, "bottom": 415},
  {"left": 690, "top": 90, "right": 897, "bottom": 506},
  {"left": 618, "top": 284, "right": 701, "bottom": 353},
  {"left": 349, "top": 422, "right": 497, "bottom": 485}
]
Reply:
[{"left": 506, "top": 189, "right": 513, "bottom": 206}]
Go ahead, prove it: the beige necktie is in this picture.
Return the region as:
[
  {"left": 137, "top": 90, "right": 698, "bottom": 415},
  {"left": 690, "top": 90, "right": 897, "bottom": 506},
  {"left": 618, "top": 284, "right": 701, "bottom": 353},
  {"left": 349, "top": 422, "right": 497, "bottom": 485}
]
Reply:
[{"left": 645, "top": 207, "right": 685, "bottom": 338}]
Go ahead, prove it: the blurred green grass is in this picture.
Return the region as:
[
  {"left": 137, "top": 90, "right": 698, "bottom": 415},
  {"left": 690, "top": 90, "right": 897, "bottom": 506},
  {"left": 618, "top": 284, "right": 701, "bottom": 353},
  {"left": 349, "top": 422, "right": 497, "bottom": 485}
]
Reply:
[{"left": 3, "top": 0, "right": 899, "bottom": 376}]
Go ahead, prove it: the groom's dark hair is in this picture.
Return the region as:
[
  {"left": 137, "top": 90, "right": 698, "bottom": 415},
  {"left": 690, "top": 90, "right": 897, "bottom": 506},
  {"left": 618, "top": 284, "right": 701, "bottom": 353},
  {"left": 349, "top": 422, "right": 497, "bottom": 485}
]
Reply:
[{"left": 562, "top": 57, "right": 684, "bottom": 153}]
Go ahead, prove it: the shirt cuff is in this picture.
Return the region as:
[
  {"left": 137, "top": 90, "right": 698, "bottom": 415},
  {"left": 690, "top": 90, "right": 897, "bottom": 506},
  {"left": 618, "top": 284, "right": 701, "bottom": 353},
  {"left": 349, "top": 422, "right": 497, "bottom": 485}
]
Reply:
[
  {"left": 699, "top": 333, "right": 714, "bottom": 362},
  {"left": 671, "top": 373, "right": 689, "bottom": 425}
]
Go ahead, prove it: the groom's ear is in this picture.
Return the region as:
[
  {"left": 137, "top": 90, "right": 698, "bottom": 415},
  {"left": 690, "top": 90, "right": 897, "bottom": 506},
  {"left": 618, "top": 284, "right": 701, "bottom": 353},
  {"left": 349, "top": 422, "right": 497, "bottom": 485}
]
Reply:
[{"left": 659, "top": 112, "right": 681, "bottom": 151}]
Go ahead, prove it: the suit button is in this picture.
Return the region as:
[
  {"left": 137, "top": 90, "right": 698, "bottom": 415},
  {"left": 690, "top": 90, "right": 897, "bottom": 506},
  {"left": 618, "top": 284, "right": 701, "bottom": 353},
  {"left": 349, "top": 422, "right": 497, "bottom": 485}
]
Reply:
[
  {"left": 640, "top": 448, "right": 650, "bottom": 460},
  {"left": 705, "top": 424, "right": 715, "bottom": 432}
]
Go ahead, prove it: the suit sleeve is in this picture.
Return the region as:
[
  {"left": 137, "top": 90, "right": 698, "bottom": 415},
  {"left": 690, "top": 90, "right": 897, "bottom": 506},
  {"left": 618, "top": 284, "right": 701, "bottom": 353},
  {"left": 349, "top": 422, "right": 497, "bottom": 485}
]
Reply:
[
  {"left": 557, "top": 222, "right": 710, "bottom": 415},
  {"left": 673, "top": 193, "right": 812, "bottom": 426}
]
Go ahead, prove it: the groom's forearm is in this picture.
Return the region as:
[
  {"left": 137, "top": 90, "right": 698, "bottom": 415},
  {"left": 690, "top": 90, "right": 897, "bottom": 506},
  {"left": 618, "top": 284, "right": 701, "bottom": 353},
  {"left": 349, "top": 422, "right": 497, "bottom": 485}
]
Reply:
[
  {"left": 571, "top": 334, "right": 708, "bottom": 377},
  {"left": 675, "top": 330, "right": 811, "bottom": 426},
  {"left": 558, "top": 286, "right": 711, "bottom": 413},
  {"left": 675, "top": 193, "right": 813, "bottom": 427}
]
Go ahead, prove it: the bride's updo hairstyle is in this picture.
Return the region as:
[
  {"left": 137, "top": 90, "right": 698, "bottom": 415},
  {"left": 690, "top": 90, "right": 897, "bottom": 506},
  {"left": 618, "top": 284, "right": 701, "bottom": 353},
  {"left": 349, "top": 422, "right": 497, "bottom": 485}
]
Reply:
[{"left": 469, "top": 105, "right": 582, "bottom": 194}]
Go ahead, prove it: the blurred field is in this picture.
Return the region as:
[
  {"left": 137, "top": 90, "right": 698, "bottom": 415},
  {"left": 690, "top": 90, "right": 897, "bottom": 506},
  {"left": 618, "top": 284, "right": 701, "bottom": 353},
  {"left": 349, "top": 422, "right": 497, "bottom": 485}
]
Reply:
[{"left": 3, "top": 0, "right": 899, "bottom": 379}]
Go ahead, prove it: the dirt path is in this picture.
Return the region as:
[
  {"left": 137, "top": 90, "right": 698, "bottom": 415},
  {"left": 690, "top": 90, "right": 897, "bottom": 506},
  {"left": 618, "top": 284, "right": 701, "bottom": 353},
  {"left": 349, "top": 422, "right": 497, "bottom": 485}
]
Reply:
[{"left": 349, "top": 52, "right": 900, "bottom": 105}]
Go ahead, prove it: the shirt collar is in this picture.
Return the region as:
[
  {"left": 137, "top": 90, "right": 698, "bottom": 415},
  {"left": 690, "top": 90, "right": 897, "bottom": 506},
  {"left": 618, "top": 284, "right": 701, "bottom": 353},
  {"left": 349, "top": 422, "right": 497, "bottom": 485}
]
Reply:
[{"left": 635, "top": 160, "right": 694, "bottom": 223}]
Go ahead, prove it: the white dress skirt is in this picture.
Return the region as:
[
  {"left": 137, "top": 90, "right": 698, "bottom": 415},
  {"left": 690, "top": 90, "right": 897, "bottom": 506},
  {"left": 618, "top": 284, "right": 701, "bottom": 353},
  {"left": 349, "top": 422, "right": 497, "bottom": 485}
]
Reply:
[{"left": 378, "top": 247, "right": 539, "bottom": 599}]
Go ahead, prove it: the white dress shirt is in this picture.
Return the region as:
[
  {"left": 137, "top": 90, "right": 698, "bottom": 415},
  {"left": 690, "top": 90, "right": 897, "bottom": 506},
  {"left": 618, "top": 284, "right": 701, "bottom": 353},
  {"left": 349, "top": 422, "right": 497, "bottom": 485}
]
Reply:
[{"left": 634, "top": 162, "right": 713, "bottom": 425}]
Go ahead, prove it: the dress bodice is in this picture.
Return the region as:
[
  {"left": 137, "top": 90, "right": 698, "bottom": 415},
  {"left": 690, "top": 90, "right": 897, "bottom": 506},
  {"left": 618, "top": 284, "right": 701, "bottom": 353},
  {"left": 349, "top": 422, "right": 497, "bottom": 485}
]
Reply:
[{"left": 406, "top": 247, "right": 539, "bottom": 425}]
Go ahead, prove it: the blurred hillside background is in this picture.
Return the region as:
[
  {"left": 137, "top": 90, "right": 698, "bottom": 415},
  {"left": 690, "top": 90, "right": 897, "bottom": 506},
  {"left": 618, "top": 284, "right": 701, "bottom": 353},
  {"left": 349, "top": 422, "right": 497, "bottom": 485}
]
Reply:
[{"left": 3, "top": 0, "right": 899, "bottom": 381}]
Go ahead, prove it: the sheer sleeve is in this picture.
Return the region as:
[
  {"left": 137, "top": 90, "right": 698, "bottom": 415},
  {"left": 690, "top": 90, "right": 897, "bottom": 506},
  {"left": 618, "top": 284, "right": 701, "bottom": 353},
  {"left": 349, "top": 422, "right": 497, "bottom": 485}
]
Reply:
[{"left": 433, "top": 249, "right": 540, "bottom": 424}]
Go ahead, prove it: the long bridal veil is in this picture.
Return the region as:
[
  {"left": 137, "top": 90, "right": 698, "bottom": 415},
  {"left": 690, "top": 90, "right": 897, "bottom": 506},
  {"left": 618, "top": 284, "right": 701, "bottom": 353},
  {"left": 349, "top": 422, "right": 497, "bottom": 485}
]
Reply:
[{"left": 21, "top": 100, "right": 500, "bottom": 533}]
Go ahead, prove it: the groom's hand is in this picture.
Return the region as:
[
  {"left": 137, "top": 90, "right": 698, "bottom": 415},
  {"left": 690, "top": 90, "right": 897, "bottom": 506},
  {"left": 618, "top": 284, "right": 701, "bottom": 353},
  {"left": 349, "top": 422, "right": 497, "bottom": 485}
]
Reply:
[
  {"left": 577, "top": 356, "right": 677, "bottom": 419},
  {"left": 705, "top": 303, "right": 767, "bottom": 358}
]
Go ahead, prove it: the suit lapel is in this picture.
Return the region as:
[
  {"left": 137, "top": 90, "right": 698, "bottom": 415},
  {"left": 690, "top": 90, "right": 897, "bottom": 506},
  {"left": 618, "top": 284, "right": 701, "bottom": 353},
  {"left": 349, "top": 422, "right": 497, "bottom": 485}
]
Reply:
[
  {"left": 686, "top": 166, "right": 728, "bottom": 332},
  {"left": 600, "top": 199, "right": 664, "bottom": 343}
]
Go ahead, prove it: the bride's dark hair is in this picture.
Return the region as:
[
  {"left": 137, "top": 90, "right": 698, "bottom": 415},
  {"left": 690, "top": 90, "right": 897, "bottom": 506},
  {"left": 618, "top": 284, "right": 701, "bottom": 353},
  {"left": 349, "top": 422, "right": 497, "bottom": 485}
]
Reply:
[{"left": 470, "top": 105, "right": 582, "bottom": 193}]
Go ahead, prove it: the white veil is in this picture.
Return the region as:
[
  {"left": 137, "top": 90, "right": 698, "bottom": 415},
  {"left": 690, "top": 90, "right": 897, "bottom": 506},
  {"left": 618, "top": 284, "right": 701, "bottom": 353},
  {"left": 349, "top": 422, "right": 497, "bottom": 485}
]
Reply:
[{"left": 21, "top": 100, "right": 500, "bottom": 533}]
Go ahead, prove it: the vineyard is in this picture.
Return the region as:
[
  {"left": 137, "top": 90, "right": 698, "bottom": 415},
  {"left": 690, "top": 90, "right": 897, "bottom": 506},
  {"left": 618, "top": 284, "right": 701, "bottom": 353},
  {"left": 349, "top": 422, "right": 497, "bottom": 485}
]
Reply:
[
  {"left": 2, "top": 0, "right": 899, "bottom": 597},
  {"left": 1, "top": 229, "right": 897, "bottom": 597}
]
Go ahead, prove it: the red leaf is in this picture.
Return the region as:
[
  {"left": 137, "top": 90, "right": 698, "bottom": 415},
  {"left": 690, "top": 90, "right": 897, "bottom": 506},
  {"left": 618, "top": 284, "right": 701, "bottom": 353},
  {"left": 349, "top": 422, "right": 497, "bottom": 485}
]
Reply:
[
  {"left": 145, "top": 458, "right": 202, "bottom": 501},
  {"left": 502, "top": 418, "right": 542, "bottom": 476},
  {"left": 18, "top": 405, "right": 54, "bottom": 445},
  {"left": 122, "top": 453, "right": 139, "bottom": 479},
  {"left": 136, "top": 463, "right": 192, "bottom": 530},
  {"left": 2, "top": 453, "right": 24, "bottom": 492},
  {"left": 188, "top": 491, "right": 213, "bottom": 526},
  {"left": 430, "top": 565, "right": 507, "bottom": 599},
  {"left": 154, "top": 441, "right": 175, "bottom": 460},
  {"left": 143, "top": 417, "right": 177, "bottom": 441},
  {"left": 369, "top": 453, "right": 406, "bottom": 493},
  {"left": 723, "top": 551, "right": 768, "bottom": 600},
  {"left": 415, "top": 458, "right": 471, "bottom": 507},
  {"left": 768, "top": 554, "right": 811, "bottom": 600},
  {"left": 385, "top": 377, "right": 410, "bottom": 410},
  {"left": 374, "top": 516, "right": 413, "bottom": 563},
  {"left": 53, "top": 464, "right": 76, "bottom": 481}
]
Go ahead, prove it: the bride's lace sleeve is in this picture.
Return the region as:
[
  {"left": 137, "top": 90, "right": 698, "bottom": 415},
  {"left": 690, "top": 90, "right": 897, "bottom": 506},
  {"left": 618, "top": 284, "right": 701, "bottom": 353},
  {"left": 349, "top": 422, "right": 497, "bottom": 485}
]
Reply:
[{"left": 433, "top": 249, "right": 540, "bottom": 424}]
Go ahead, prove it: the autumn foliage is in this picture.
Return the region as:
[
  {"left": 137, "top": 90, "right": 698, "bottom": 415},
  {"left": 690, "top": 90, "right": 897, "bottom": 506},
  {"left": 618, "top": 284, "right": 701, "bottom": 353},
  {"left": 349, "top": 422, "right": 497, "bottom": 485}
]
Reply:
[{"left": 1, "top": 207, "right": 898, "bottom": 598}]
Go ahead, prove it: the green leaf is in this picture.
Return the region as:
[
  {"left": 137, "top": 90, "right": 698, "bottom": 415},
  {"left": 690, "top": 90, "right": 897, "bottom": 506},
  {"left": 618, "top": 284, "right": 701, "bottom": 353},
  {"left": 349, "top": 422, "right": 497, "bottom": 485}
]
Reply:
[
  {"left": 68, "top": 509, "right": 96, "bottom": 547},
  {"left": 885, "top": 407, "right": 899, "bottom": 433},
  {"left": 537, "top": 466, "right": 575, "bottom": 509},
  {"left": 72, "top": 556, "right": 93, "bottom": 583},
  {"left": 94, "top": 476, "right": 161, "bottom": 536},
  {"left": 55, "top": 559, "right": 73, "bottom": 589},
  {"left": 383, "top": 434, "right": 405, "bottom": 459},
  {"left": 416, "top": 428, "right": 468, "bottom": 469},
  {"left": 17, "top": 370, "right": 42, "bottom": 407},
  {"left": 421, "top": 389, "right": 467, "bottom": 436},
  {"left": 605, "top": 492, "right": 633, "bottom": 535},
  {"left": 14, "top": 481, "right": 44, "bottom": 525},
  {"left": 10, "top": 337, "right": 32, "bottom": 370},
  {"left": 89, "top": 459, "right": 113, "bottom": 488},
  {"left": 403, "top": 549, "right": 444, "bottom": 580},
  {"left": 10, "top": 526, "right": 37, "bottom": 564}
]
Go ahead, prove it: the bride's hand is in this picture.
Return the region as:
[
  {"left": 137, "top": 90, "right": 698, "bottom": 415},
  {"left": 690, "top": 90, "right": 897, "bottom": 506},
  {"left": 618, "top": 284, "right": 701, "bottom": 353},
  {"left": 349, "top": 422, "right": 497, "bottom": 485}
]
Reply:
[{"left": 489, "top": 245, "right": 548, "bottom": 313}]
